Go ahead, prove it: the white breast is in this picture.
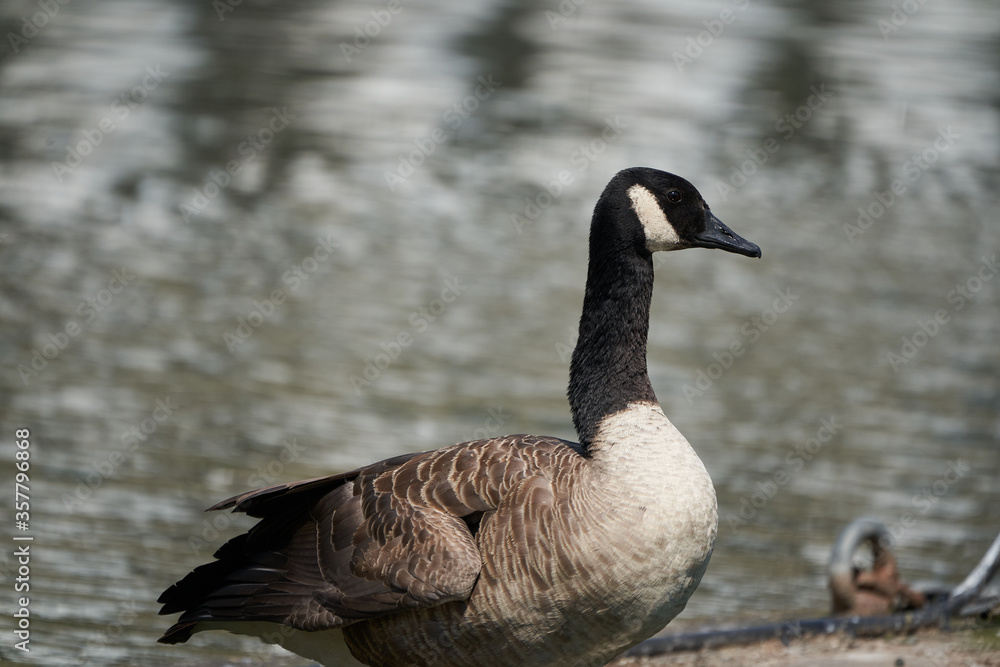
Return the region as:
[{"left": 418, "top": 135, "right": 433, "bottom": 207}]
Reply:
[{"left": 585, "top": 402, "right": 718, "bottom": 631}]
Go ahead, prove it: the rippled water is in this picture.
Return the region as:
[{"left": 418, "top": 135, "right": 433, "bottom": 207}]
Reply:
[{"left": 1, "top": 0, "right": 998, "bottom": 664}]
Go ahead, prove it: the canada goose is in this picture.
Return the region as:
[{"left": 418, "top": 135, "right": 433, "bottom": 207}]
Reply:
[{"left": 158, "top": 167, "right": 761, "bottom": 666}]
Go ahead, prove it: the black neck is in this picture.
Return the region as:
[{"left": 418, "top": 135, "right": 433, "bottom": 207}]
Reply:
[{"left": 568, "top": 201, "right": 658, "bottom": 449}]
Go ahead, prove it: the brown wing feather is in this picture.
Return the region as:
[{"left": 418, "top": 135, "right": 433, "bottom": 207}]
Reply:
[{"left": 158, "top": 435, "right": 586, "bottom": 644}]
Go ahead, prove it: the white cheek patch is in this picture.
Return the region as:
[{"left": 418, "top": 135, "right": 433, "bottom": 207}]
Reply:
[{"left": 628, "top": 184, "right": 682, "bottom": 252}]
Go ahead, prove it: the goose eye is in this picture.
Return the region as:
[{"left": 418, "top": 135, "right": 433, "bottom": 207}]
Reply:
[{"left": 665, "top": 190, "right": 682, "bottom": 203}]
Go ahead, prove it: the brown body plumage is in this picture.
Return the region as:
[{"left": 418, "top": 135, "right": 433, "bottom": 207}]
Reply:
[{"left": 158, "top": 168, "right": 760, "bottom": 666}]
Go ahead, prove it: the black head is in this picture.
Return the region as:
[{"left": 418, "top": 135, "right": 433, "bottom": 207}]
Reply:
[{"left": 599, "top": 167, "right": 761, "bottom": 258}]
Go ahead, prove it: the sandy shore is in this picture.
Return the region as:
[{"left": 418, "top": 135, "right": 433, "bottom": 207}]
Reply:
[{"left": 611, "top": 625, "right": 1000, "bottom": 667}]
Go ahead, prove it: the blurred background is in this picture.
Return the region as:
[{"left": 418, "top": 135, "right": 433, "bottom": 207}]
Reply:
[{"left": 0, "top": 0, "right": 998, "bottom": 664}]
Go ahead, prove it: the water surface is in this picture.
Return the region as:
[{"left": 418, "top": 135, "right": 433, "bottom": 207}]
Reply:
[{"left": 1, "top": 0, "right": 998, "bottom": 664}]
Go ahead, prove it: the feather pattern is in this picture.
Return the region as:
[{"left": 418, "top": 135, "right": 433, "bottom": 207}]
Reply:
[{"left": 158, "top": 167, "right": 760, "bottom": 666}]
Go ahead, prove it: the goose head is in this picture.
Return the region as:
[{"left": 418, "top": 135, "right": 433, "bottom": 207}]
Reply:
[{"left": 607, "top": 167, "right": 762, "bottom": 258}]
